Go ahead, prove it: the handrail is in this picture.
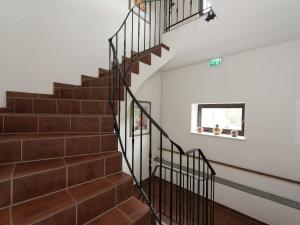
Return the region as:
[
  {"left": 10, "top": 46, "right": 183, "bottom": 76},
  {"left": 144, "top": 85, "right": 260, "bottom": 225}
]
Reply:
[{"left": 108, "top": 1, "right": 216, "bottom": 224}]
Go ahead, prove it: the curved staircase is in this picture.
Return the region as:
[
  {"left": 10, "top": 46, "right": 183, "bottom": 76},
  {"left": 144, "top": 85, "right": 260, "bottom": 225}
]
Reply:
[
  {"left": 0, "top": 64, "right": 159, "bottom": 224},
  {"left": 1, "top": 1, "right": 216, "bottom": 225}
]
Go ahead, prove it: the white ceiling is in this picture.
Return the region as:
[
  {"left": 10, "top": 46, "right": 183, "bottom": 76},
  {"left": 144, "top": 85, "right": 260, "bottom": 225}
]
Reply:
[{"left": 162, "top": 0, "right": 300, "bottom": 71}]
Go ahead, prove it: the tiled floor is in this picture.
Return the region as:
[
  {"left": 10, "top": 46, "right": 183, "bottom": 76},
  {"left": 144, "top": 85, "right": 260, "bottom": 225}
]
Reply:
[{"left": 138, "top": 179, "right": 268, "bottom": 225}]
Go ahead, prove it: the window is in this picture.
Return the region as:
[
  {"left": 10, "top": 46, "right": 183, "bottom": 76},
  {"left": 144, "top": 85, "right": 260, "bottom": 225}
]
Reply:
[{"left": 197, "top": 103, "right": 245, "bottom": 136}]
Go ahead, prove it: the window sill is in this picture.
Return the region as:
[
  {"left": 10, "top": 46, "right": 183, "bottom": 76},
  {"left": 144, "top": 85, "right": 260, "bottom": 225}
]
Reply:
[{"left": 190, "top": 131, "right": 246, "bottom": 141}]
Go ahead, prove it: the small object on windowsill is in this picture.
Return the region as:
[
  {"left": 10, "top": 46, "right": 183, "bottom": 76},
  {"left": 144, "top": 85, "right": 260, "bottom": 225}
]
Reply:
[
  {"left": 197, "top": 127, "right": 204, "bottom": 133},
  {"left": 230, "top": 130, "right": 239, "bottom": 137},
  {"left": 191, "top": 131, "right": 246, "bottom": 140},
  {"left": 213, "top": 124, "right": 222, "bottom": 135}
]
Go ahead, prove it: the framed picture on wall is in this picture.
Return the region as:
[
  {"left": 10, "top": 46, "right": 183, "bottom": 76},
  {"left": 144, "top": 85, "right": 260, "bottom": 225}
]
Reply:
[
  {"left": 128, "top": 0, "right": 150, "bottom": 23},
  {"left": 130, "top": 101, "right": 151, "bottom": 136}
]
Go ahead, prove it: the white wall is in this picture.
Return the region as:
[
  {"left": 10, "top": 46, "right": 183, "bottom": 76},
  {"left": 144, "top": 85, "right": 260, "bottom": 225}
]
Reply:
[
  {"left": 121, "top": 72, "right": 163, "bottom": 181},
  {"left": 160, "top": 39, "right": 300, "bottom": 224},
  {"left": 0, "top": 0, "right": 128, "bottom": 106}
]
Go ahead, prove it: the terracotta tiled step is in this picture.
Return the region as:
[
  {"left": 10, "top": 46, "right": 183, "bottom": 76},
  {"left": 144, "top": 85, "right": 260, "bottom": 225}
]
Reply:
[
  {"left": 81, "top": 74, "right": 132, "bottom": 87},
  {"left": 87, "top": 197, "right": 151, "bottom": 225},
  {"left": 0, "top": 152, "right": 122, "bottom": 208},
  {"left": 0, "top": 172, "right": 133, "bottom": 225},
  {"left": 54, "top": 86, "right": 124, "bottom": 100},
  {"left": 0, "top": 133, "right": 118, "bottom": 164},
  {"left": 0, "top": 114, "right": 114, "bottom": 134},
  {"left": 9, "top": 97, "right": 113, "bottom": 115}
]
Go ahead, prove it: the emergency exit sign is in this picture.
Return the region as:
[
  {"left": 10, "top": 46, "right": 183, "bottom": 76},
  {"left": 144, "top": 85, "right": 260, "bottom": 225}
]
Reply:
[{"left": 209, "top": 58, "right": 222, "bottom": 67}]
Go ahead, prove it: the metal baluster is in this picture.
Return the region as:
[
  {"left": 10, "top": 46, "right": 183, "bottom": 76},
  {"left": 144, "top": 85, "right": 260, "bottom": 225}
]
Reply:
[
  {"left": 179, "top": 152, "right": 182, "bottom": 224},
  {"left": 159, "top": 0, "right": 162, "bottom": 43},
  {"left": 149, "top": 1, "right": 152, "bottom": 49},
  {"left": 154, "top": 0, "right": 157, "bottom": 45},
  {"left": 131, "top": 102, "right": 135, "bottom": 175},
  {"left": 131, "top": 12, "right": 134, "bottom": 62},
  {"left": 176, "top": 171, "right": 178, "bottom": 223},
  {"left": 144, "top": 2, "right": 146, "bottom": 51},
  {"left": 140, "top": 109, "right": 143, "bottom": 189},
  {"left": 170, "top": 143, "right": 174, "bottom": 225},
  {"left": 205, "top": 164, "right": 209, "bottom": 225},
  {"left": 197, "top": 151, "right": 200, "bottom": 225},
  {"left": 148, "top": 121, "right": 152, "bottom": 205},
  {"left": 190, "top": 0, "right": 193, "bottom": 16},
  {"left": 138, "top": 6, "right": 141, "bottom": 54},
  {"left": 159, "top": 133, "right": 163, "bottom": 223},
  {"left": 183, "top": 0, "right": 185, "bottom": 19},
  {"left": 202, "top": 155, "right": 205, "bottom": 225},
  {"left": 164, "top": 167, "right": 167, "bottom": 215},
  {"left": 192, "top": 152, "right": 195, "bottom": 225},
  {"left": 186, "top": 155, "right": 189, "bottom": 225}
]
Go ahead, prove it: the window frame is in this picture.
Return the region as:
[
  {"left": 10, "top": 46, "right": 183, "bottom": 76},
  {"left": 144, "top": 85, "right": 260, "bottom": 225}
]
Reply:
[{"left": 197, "top": 103, "right": 245, "bottom": 136}]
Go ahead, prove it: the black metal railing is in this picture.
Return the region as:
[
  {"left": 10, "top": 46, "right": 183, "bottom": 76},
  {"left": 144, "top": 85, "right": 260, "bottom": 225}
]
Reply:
[
  {"left": 108, "top": 1, "right": 215, "bottom": 224},
  {"left": 165, "top": 0, "right": 214, "bottom": 31}
]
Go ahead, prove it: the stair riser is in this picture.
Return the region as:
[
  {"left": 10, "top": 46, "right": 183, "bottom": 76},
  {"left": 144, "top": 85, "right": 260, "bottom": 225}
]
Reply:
[
  {"left": 0, "top": 134, "right": 118, "bottom": 164},
  {"left": 7, "top": 98, "right": 113, "bottom": 115},
  {"left": 82, "top": 75, "right": 131, "bottom": 87},
  {"left": 0, "top": 115, "right": 114, "bottom": 134},
  {"left": 54, "top": 87, "right": 124, "bottom": 101},
  {"left": 1, "top": 154, "right": 122, "bottom": 207}
]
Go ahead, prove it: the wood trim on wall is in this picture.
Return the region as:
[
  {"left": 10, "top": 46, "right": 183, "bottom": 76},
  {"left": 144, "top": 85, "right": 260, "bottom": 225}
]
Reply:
[{"left": 162, "top": 148, "right": 300, "bottom": 186}]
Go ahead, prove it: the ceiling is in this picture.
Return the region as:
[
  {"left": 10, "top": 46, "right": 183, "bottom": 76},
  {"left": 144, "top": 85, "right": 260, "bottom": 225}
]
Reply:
[{"left": 162, "top": 0, "right": 300, "bottom": 71}]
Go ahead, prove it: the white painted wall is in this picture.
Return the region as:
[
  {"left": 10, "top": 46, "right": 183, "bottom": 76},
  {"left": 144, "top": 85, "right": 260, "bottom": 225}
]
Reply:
[
  {"left": 0, "top": 0, "right": 128, "bottom": 106},
  {"left": 160, "top": 38, "right": 300, "bottom": 224},
  {"left": 121, "top": 72, "right": 163, "bottom": 181}
]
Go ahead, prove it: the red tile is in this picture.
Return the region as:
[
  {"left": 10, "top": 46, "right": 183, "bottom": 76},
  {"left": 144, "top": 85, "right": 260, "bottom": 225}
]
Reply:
[
  {"left": 67, "top": 158, "right": 104, "bottom": 186},
  {"left": 118, "top": 197, "right": 150, "bottom": 224},
  {"left": 22, "top": 138, "right": 65, "bottom": 161},
  {"left": 71, "top": 116, "right": 100, "bottom": 132},
  {"left": 81, "top": 101, "right": 105, "bottom": 114},
  {"left": 33, "top": 206, "right": 76, "bottom": 225},
  {"left": 77, "top": 188, "right": 115, "bottom": 225},
  {"left": 0, "top": 140, "right": 21, "bottom": 164},
  {"left": 105, "top": 153, "right": 122, "bottom": 175},
  {"left": 59, "top": 88, "right": 74, "bottom": 99},
  {"left": 13, "top": 159, "right": 65, "bottom": 178},
  {"left": 12, "top": 190, "right": 75, "bottom": 225},
  {"left": 226, "top": 212, "right": 249, "bottom": 225},
  {"left": 0, "top": 116, "right": 3, "bottom": 133},
  {"left": 0, "top": 208, "right": 10, "bottom": 225},
  {"left": 39, "top": 116, "right": 70, "bottom": 132},
  {"left": 33, "top": 99, "right": 57, "bottom": 113},
  {"left": 74, "top": 88, "right": 91, "bottom": 99},
  {"left": 68, "top": 177, "right": 114, "bottom": 203},
  {"left": 6, "top": 97, "right": 14, "bottom": 108},
  {"left": 57, "top": 100, "right": 80, "bottom": 114},
  {"left": 66, "top": 135, "right": 100, "bottom": 156},
  {"left": 0, "top": 180, "right": 11, "bottom": 208},
  {"left": 90, "top": 88, "right": 109, "bottom": 100},
  {"left": 86, "top": 208, "right": 131, "bottom": 225},
  {"left": 15, "top": 98, "right": 33, "bottom": 113},
  {"left": 101, "top": 116, "right": 114, "bottom": 133},
  {"left": 107, "top": 173, "right": 133, "bottom": 204},
  {"left": 13, "top": 168, "right": 66, "bottom": 204},
  {"left": 101, "top": 135, "right": 118, "bottom": 152},
  {"left": 4, "top": 115, "right": 38, "bottom": 133},
  {"left": 0, "top": 164, "right": 14, "bottom": 182}
]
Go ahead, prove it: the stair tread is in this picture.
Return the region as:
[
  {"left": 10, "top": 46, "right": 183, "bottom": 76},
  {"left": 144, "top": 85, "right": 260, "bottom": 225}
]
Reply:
[
  {"left": 88, "top": 197, "right": 150, "bottom": 225},
  {"left": 13, "top": 158, "right": 65, "bottom": 178},
  {"left": 118, "top": 197, "right": 150, "bottom": 223},
  {"left": 64, "top": 152, "right": 120, "bottom": 166},
  {"left": 0, "top": 208, "right": 10, "bottom": 225},
  {"left": 0, "top": 164, "right": 14, "bottom": 181},
  {"left": 87, "top": 208, "right": 130, "bottom": 225},
  {"left": 12, "top": 190, "right": 75, "bottom": 225},
  {"left": 68, "top": 177, "right": 114, "bottom": 203},
  {"left": 106, "top": 171, "right": 132, "bottom": 186},
  {"left": 0, "top": 132, "right": 115, "bottom": 141}
]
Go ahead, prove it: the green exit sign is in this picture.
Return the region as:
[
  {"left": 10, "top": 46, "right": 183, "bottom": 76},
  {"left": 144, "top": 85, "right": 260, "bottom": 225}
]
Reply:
[{"left": 209, "top": 58, "right": 222, "bottom": 67}]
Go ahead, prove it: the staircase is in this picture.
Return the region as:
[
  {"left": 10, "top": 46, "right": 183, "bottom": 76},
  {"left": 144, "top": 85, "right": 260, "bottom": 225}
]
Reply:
[{"left": 1, "top": 1, "right": 215, "bottom": 225}]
